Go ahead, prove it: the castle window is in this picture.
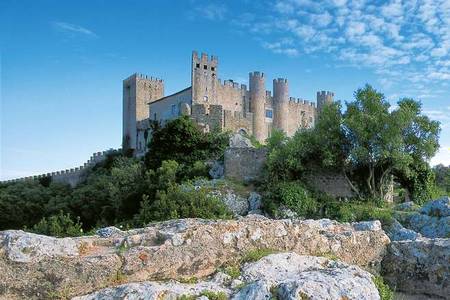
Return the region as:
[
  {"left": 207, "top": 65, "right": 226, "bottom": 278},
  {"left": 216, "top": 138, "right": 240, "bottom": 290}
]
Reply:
[
  {"left": 171, "top": 104, "right": 177, "bottom": 115},
  {"left": 154, "top": 113, "right": 157, "bottom": 120},
  {"left": 196, "top": 63, "right": 200, "bottom": 68},
  {"left": 203, "top": 65, "right": 207, "bottom": 70},
  {"left": 211, "top": 67, "right": 215, "bottom": 71},
  {"left": 265, "top": 109, "right": 273, "bottom": 118}
]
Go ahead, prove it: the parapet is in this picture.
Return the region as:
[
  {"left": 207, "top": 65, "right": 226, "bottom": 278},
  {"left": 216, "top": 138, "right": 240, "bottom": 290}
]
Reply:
[
  {"left": 249, "top": 71, "right": 264, "bottom": 78},
  {"left": 124, "top": 73, "right": 163, "bottom": 83},
  {"left": 0, "top": 148, "right": 121, "bottom": 187},
  {"left": 273, "top": 78, "right": 288, "bottom": 84},
  {"left": 193, "top": 50, "right": 218, "bottom": 64},
  {"left": 317, "top": 91, "right": 334, "bottom": 97}
]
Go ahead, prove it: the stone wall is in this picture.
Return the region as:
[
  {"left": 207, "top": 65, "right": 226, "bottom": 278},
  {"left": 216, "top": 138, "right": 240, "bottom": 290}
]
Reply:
[
  {"left": 223, "top": 110, "right": 253, "bottom": 135},
  {"left": 1, "top": 149, "right": 119, "bottom": 188},
  {"left": 224, "top": 147, "right": 356, "bottom": 199},
  {"left": 191, "top": 104, "right": 223, "bottom": 132},
  {"left": 224, "top": 147, "right": 268, "bottom": 182},
  {"left": 304, "top": 171, "right": 355, "bottom": 198}
]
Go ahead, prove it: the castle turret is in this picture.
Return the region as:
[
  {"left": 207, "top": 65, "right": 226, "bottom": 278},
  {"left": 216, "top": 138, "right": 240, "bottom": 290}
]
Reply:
[
  {"left": 273, "top": 78, "right": 289, "bottom": 133},
  {"left": 317, "top": 91, "right": 334, "bottom": 111},
  {"left": 191, "top": 51, "right": 218, "bottom": 105},
  {"left": 249, "top": 72, "right": 266, "bottom": 142},
  {"left": 123, "top": 73, "right": 164, "bottom": 152}
]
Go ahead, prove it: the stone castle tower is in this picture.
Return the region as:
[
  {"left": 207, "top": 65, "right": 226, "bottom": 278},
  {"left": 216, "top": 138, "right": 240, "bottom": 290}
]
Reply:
[
  {"left": 123, "top": 51, "right": 335, "bottom": 155},
  {"left": 122, "top": 73, "right": 163, "bottom": 151}
]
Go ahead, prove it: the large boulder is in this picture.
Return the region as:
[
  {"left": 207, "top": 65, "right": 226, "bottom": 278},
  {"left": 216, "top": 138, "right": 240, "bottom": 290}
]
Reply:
[
  {"left": 236, "top": 253, "right": 380, "bottom": 300},
  {"left": 382, "top": 237, "right": 450, "bottom": 298},
  {"left": 229, "top": 133, "right": 254, "bottom": 148},
  {"left": 385, "top": 219, "right": 422, "bottom": 241},
  {"left": 0, "top": 216, "right": 389, "bottom": 299},
  {"left": 420, "top": 196, "right": 450, "bottom": 217},
  {"left": 75, "top": 253, "right": 380, "bottom": 300}
]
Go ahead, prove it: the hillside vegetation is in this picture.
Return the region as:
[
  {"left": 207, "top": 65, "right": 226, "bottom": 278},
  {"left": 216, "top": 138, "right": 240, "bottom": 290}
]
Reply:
[{"left": 0, "top": 85, "right": 447, "bottom": 237}]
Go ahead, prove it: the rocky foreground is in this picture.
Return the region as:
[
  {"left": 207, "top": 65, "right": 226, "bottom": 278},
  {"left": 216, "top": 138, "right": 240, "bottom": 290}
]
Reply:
[
  {"left": 0, "top": 197, "right": 449, "bottom": 299},
  {"left": 0, "top": 216, "right": 389, "bottom": 299}
]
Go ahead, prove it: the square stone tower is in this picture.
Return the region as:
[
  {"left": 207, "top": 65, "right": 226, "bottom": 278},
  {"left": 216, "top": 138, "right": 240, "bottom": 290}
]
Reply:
[{"left": 123, "top": 73, "right": 164, "bottom": 152}]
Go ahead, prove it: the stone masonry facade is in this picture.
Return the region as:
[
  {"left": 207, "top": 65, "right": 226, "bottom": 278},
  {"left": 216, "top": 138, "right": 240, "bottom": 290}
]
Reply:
[{"left": 123, "top": 51, "right": 335, "bottom": 156}]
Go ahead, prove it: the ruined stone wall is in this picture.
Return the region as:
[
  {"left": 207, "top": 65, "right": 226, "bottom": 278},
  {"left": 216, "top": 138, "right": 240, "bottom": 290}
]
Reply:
[
  {"left": 224, "top": 147, "right": 355, "bottom": 198},
  {"left": 304, "top": 171, "right": 355, "bottom": 198},
  {"left": 224, "top": 147, "right": 268, "bottom": 182}
]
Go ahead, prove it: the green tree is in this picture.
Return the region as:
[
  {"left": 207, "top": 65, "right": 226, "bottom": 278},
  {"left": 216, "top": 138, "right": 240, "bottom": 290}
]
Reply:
[
  {"left": 30, "top": 211, "right": 83, "bottom": 237},
  {"left": 144, "top": 116, "right": 229, "bottom": 173}
]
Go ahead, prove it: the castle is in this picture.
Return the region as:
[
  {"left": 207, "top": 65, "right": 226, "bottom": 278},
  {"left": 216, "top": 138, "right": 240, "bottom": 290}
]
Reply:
[
  {"left": 123, "top": 51, "right": 334, "bottom": 156},
  {"left": 2, "top": 51, "right": 336, "bottom": 186}
]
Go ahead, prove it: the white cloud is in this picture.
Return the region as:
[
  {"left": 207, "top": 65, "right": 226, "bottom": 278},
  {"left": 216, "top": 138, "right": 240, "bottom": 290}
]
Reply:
[
  {"left": 51, "top": 22, "right": 97, "bottom": 37},
  {"left": 431, "top": 145, "right": 450, "bottom": 166}
]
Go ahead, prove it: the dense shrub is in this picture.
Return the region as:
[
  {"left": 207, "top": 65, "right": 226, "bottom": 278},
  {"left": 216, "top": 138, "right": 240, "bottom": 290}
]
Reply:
[
  {"left": 145, "top": 116, "right": 229, "bottom": 172},
  {"left": 29, "top": 211, "right": 83, "bottom": 237},
  {"left": 263, "top": 181, "right": 318, "bottom": 218},
  {"left": 135, "top": 183, "right": 232, "bottom": 225}
]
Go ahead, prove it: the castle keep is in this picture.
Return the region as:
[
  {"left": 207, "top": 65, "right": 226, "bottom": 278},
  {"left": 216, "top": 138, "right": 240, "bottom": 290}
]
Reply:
[{"left": 125, "top": 51, "right": 335, "bottom": 155}]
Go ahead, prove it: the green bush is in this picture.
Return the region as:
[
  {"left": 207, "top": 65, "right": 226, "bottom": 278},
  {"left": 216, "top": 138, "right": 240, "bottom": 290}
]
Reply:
[
  {"left": 264, "top": 181, "right": 318, "bottom": 218},
  {"left": 29, "top": 211, "right": 83, "bottom": 237},
  {"left": 135, "top": 183, "right": 232, "bottom": 224},
  {"left": 241, "top": 248, "right": 277, "bottom": 263},
  {"left": 321, "top": 201, "right": 394, "bottom": 225}
]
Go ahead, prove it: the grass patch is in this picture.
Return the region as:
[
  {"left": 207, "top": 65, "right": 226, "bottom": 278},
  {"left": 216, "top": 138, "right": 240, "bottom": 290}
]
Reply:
[
  {"left": 221, "top": 264, "right": 241, "bottom": 279},
  {"left": 199, "top": 290, "right": 227, "bottom": 300},
  {"left": 373, "top": 276, "right": 394, "bottom": 300},
  {"left": 177, "top": 295, "right": 196, "bottom": 300},
  {"left": 241, "top": 248, "right": 277, "bottom": 263},
  {"left": 177, "top": 276, "right": 198, "bottom": 284}
]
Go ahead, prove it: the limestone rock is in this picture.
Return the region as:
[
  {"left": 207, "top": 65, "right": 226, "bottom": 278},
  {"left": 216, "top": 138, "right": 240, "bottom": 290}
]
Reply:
[
  {"left": 232, "top": 280, "right": 272, "bottom": 300},
  {"left": 96, "top": 226, "right": 123, "bottom": 238},
  {"left": 382, "top": 237, "right": 450, "bottom": 298},
  {"left": 407, "top": 213, "right": 450, "bottom": 238},
  {"left": 76, "top": 253, "right": 381, "bottom": 300},
  {"left": 0, "top": 216, "right": 390, "bottom": 299},
  {"left": 238, "top": 253, "right": 380, "bottom": 300},
  {"left": 386, "top": 219, "right": 422, "bottom": 241},
  {"left": 213, "top": 190, "right": 249, "bottom": 216},
  {"left": 208, "top": 160, "right": 224, "bottom": 179},
  {"left": 248, "top": 192, "right": 262, "bottom": 211},
  {"left": 420, "top": 196, "right": 450, "bottom": 217},
  {"left": 73, "top": 281, "right": 231, "bottom": 300},
  {"left": 352, "top": 220, "right": 382, "bottom": 231},
  {"left": 0, "top": 230, "right": 79, "bottom": 263},
  {"left": 229, "top": 133, "right": 254, "bottom": 148}
]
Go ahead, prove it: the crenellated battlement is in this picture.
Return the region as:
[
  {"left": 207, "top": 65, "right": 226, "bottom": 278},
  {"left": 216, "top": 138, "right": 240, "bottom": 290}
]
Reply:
[
  {"left": 125, "top": 73, "right": 163, "bottom": 82},
  {"left": 317, "top": 90, "right": 334, "bottom": 97},
  {"left": 249, "top": 71, "right": 264, "bottom": 78},
  {"left": 274, "top": 78, "right": 288, "bottom": 84},
  {"left": 192, "top": 51, "right": 218, "bottom": 64},
  {"left": 1, "top": 149, "right": 121, "bottom": 187}
]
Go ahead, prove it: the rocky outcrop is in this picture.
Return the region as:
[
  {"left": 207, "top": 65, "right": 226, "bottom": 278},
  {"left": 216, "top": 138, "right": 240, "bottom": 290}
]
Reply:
[
  {"left": 74, "top": 253, "right": 381, "bottom": 300},
  {"left": 399, "top": 197, "right": 450, "bottom": 238},
  {"left": 382, "top": 237, "right": 450, "bottom": 299},
  {"left": 0, "top": 216, "right": 389, "bottom": 299},
  {"left": 228, "top": 133, "right": 254, "bottom": 148}
]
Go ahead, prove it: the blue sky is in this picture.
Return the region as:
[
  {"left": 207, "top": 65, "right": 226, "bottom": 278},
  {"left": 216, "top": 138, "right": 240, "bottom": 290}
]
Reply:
[{"left": 1, "top": 0, "right": 449, "bottom": 180}]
